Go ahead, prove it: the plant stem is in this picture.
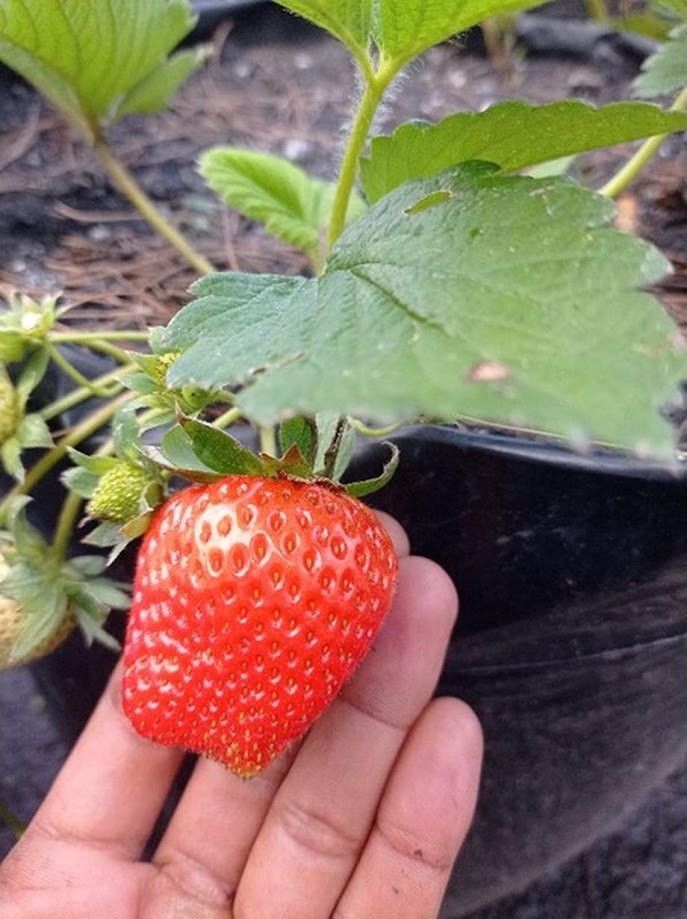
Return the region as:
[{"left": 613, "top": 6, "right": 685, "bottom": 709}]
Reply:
[
  {"left": 326, "top": 61, "right": 395, "bottom": 250},
  {"left": 259, "top": 426, "right": 277, "bottom": 457},
  {"left": 349, "top": 417, "right": 401, "bottom": 438},
  {"left": 213, "top": 406, "right": 243, "bottom": 429},
  {"left": 51, "top": 488, "right": 85, "bottom": 564},
  {"left": 92, "top": 137, "right": 215, "bottom": 276},
  {"left": 0, "top": 392, "right": 134, "bottom": 527},
  {"left": 599, "top": 85, "right": 687, "bottom": 199},
  {"left": 51, "top": 330, "right": 150, "bottom": 345},
  {"left": 47, "top": 332, "right": 134, "bottom": 365},
  {"left": 40, "top": 368, "right": 124, "bottom": 422},
  {"left": 45, "top": 342, "right": 124, "bottom": 397},
  {"left": 583, "top": 0, "right": 610, "bottom": 24}
]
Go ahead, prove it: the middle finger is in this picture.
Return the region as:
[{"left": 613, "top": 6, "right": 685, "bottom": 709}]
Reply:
[{"left": 234, "top": 554, "right": 458, "bottom": 918}]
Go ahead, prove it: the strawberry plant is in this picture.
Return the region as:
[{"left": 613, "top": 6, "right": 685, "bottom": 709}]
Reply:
[{"left": 0, "top": 0, "right": 686, "bottom": 777}]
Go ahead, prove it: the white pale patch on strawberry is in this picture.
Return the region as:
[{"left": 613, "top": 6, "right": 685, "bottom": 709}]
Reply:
[{"left": 193, "top": 504, "right": 254, "bottom": 568}]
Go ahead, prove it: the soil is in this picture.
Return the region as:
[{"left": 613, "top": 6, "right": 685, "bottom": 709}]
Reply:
[{"left": 1, "top": 4, "right": 685, "bottom": 335}]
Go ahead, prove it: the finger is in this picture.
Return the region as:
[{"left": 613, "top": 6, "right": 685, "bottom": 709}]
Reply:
[
  {"left": 19, "top": 661, "right": 183, "bottom": 861},
  {"left": 148, "top": 744, "right": 297, "bottom": 910},
  {"left": 374, "top": 510, "right": 410, "bottom": 559},
  {"left": 234, "top": 555, "right": 458, "bottom": 918},
  {"left": 336, "top": 698, "right": 483, "bottom": 919}
]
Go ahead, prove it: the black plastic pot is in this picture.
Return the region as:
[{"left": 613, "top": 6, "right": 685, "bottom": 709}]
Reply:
[
  {"left": 350, "top": 426, "right": 687, "bottom": 915},
  {"left": 11, "top": 417, "right": 687, "bottom": 913}
]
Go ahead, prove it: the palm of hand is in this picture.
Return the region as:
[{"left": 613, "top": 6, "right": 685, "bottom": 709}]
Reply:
[{"left": 1, "top": 518, "right": 482, "bottom": 919}]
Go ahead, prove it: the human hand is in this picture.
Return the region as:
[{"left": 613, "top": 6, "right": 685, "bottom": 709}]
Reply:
[{"left": 0, "top": 515, "right": 482, "bottom": 918}]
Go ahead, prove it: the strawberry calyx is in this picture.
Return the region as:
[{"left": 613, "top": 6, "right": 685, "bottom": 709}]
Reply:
[
  {"left": 147, "top": 410, "right": 399, "bottom": 499},
  {"left": 0, "top": 498, "right": 128, "bottom": 668}
]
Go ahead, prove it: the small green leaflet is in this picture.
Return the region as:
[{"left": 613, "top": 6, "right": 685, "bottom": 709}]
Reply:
[
  {"left": 276, "top": 0, "right": 550, "bottom": 71},
  {"left": 178, "top": 418, "right": 267, "bottom": 477},
  {"left": 0, "top": 0, "right": 204, "bottom": 136},
  {"left": 200, "top": 148, "right": 366, "bottom": 256},
  {"left": 368, "top": 0, "right": 549, "bottom": 67},
  {"left": 634, "top": 25, "right": 687, "bottom": 98},
  {"left": 360, "top": 100, "right": 687, "bottom": 203},
  {"left": 275, "top": 1, "right": 372, "bottom": 66},
  {"left": 162, "top": 163, "right": 683, "bottom": 457},
  {"left": 278, "top": 416, "right": 317, "bottom": 466}
]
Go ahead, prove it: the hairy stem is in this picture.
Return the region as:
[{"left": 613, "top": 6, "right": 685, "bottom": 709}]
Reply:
[
  {"left": 40, "top": 368, "right": 124, "bottom": 422},
  {"left": 599, "top": 85, "right": 687, "bottom": 199},
  {"left": 326, "top": 61, "right": 395, "bottom": 251},
  {"left": 93, "top": 138, "right": 214, "bottom": 276}
]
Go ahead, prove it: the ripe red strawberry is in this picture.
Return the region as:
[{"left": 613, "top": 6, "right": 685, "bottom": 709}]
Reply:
[{"left": 122, "top": 475, "right": 398, "bottom": 777}]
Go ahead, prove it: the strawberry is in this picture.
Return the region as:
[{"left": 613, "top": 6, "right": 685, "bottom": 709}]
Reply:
[
  {"left": 0, "top": 550, "right": 74, "bottom": 670},
  {"left": 122, "top": 475, "right": 398, "bottom": 777},
  {"left": 86, "top": 461, "right": 151, "bottom": 523}
]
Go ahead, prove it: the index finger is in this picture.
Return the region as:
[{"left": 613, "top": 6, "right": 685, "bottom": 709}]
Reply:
[
  {"left": 18, "top": 661, "right": 184, "bottom": 861},
  {"left": 374, "top": 510, "right": 410, "bottom": 559}
]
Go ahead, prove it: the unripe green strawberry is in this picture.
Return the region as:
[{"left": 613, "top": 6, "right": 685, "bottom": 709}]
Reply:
[
  {"left": 122, "top": 475, "right": 398, "bottom": 777},
  {"left": 87, "top": 461, "right": 150, "bottom": 523},
  {"left": 0, "top": 553, "right": 73, "bottom": 669},
  {"left": 0, "top": 366, "right": 18, "bottom": 444}
]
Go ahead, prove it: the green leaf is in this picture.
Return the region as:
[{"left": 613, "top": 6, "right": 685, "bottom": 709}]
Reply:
[
  {"left": 275, "top": 1, "right": 372, "bottom": 65},
  {"left": 200, "top": 147, "right": 365, "bottom": 255},
  {"left": 82, "top": 521, "right": 125, "bottom": 548},
  {"left": 279, "top": 416, "right": 317, "bottom": 464},
  {"left": 634, "top": 25, "right": 687, "bottom": 98},
  {"left": 4, "top": 499, "right": 49, "bottom": 567},
  {"left": 61, "top": 465, "right": 100, "bottom": 500},
  {"left": 0, "top": 0, "right": 199, "bottom": 136},
  {"left": 370, "top": 0, "right": 549, "bottom": 67},
  {"left": 360, "top": 100, "right": 687, "bottom": 203},
  {"left": 0, "top": 294, "right": 57, "bottom": 362},
  {"left": 67, "top": 448, "right": 118, "bottom": 476},
  {"left": 66, "top": 555, "right": 108, "bottom": 578},
  {"left": 165, "top": 272, "right": 316, "bottom": 390},
  {"left": 157, "top": 425, "right": 221, "bottom": 478},
  {"left": 259, "top": 444, "right": 314, "bottom": 480},
  {"left": 1, "top": 438, "right": 22, "bottom": 481},
  {"left": 178, "top": 417, "right": 268, "bottom": 476},
  {"left": 163, "top": 164, "right": 683, "bottom": 457},
  {"left": 84, "top": 577, "right": 131, "bottom": 611},
  {"left": 346, "top": 441, "right": 399, "bottom": 497},
  {"left": 111, "top": 404, "right": 141, "bottom": 460},
  {"left": 116, "top": 46, "right": 210, "bottom": 117},
  {"left": 14, "top": 346, "right": 49, "bottom": 408},
  {"left": 15, "top": 413, "right": 52, "bottom": 449},
  {"left": 276, "top": 1, "right": 550, "bottom": 71},
  {"left": 67, "top": 582, "right": 121, "bottom": 650},
  {"left": 313, "top": 414, "right": 355, "bottom": 480},
  {"left": 0, "top": 558, "right": 68, "bottom": 663}
]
